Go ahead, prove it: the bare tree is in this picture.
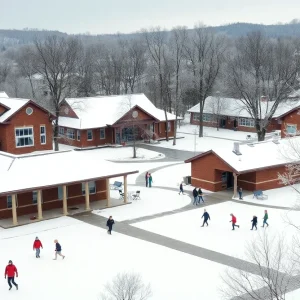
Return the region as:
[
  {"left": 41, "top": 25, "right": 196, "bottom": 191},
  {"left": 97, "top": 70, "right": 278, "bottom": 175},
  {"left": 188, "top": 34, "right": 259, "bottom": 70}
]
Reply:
[
  {"left": 207, "top": 92, "right": 228, "bottom": 131},
  {"left": 221, "top": 233, "right": 298, "bottom": 300},
  {"left": 32, "top": 35, "right": 83, "bottom": 150},
  {"left": 170, "top": 26, "right": 188, "bottom": 145},
  {"left": 143, "top": 27, "right": 171, "bottom": 141},
  {"left": 227, "top": 31, "right": 300, "bottom": 141},
  {"left": 184, "top": 25, "right": 226, "bottom": 137},
  {"left": 100, "top": 272, "right": 152, "bottom": 300}
]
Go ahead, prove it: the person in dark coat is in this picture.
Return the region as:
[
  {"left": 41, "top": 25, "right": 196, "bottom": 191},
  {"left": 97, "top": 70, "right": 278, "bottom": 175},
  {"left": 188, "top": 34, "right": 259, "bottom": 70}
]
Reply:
[
  {"left": 53, "top": 239, "right": 65, "bottom": 260},
  {"left": 148, "top": 174, "right": 153, "bottom": 188},
  {"left": 106, "top": 216, "right": 115, "bottom": 235},
  {"left": 251, "top": 216, "right": 258, "bottom": 230},
  {"left": 192, "top": 188, "right": 198, "bottom": 205},
  {"left": 201, "top": 209, "right": 210, "bottom": 227},
  {"left": 197, "top": 188, "right": 204, "bottom": 204},
  {"left": 178, "top": 182, "right": 184, "bottom": 195},
  {"left": 238, "top": 187, "right": 243, "bottom": 200},
  {"left": 4, "top": 260, "right": 18, "bottom": 290},
  {"left": 145, "top": 172, "right": 149, "bottom": 187}
]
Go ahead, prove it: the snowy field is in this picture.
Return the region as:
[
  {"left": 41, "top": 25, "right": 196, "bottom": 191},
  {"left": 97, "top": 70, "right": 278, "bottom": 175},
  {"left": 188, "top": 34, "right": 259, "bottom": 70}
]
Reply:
[
  {"left": 133, "top": 201, "right": 300, "bottom": 264},
  {"left": 242, "top": 184, "right": 300, "bottom": 208},
  {"left": 94, "top": 187, "right": 191, "bottom": 221},
  {"left": 286, "top": 288, "right": 300, "bottom": 299},
  {"left": 57, "top": 144, "right": 165, "bottom": 161},
  {"left": 0, "top": 216, "right": 250, "bottom": 300}
]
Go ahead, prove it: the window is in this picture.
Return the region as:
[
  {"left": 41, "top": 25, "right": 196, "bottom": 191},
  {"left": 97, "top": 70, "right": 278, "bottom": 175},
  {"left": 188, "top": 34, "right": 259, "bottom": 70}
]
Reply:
[
  {"left": 82, "top": 181, "right": 96, "bottom": 195},
  {"left": 167, "top": 122, "right": 171, "bottom": 132},
  {"left": 59, "top": 127, "right": 64, "bottom": 136},
  {"left": 26, "top": 107, "right": 33, "bottom": 115},
  {"left": 238, "top": 118, "right": 255, "bottom": 128},
  {"left": 32, "top": 191, "right": 38, "bottom": 204},
  {"left": 203, "top": 114, "right": 213, "bottom": 122},
  {"left": 66, "top": 129, "right": 75, "bottom": 140},
  {"left": 77, "top": 130, "right": 81, "bottom": 141},
  {"left": 193, "top": 113, "right": 200, "bottom": 121},
  {"left": 15, "top": 127, "right": 34, "bottom": 148},
  {"left": 100, "top": 128, "right": 105, "bottom": 139},
  {"left": 7, "top": 195, "right": 18, "bottom": 208},
  {"left": 87, "top": 130, "right": 93, "bottom": 141},
  {"left": 58, "top": 186, "right": 68, "bottom": 200},
  {"left": 40, "top": 125, "right": 46, "bottom": 144},
  {"left": 286, "top": 124, "right": 297, "bottom": 135}
]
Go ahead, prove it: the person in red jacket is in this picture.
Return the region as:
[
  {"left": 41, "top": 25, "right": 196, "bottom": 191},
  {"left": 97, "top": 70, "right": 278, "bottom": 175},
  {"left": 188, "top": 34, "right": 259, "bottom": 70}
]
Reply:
[
  {"left": 33, "top": 237, "right": 43, "bottom": 258},
  {"left": 230, "top": 213, "right": 240, "bottom": 230},
  {"left": 4, "top": 260, "right": 18, "bottom": 290}
]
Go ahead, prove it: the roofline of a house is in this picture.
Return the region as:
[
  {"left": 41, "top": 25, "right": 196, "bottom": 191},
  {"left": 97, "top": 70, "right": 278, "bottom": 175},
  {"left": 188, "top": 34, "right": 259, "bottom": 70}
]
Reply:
[
  {"left": 185, "top": 149, "right": 297, "bottom": 175},
  {"left": 0, "top": 170, "right": 139, "bottom": 197}
]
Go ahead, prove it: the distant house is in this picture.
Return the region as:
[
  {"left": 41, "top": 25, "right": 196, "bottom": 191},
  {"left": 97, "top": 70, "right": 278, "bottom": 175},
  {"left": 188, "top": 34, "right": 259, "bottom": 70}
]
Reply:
[
  {"left": 185, "top": 137, "right": 300, "bottom": 194},
  {"left": 0, "top": 96, "right": 54, "bottom": 154},
  {"left": 188, "top": 96, "right": 300, "bottom": 137},
  {"left": 58, "top": 94, "right": 177, "bottom": 148}
]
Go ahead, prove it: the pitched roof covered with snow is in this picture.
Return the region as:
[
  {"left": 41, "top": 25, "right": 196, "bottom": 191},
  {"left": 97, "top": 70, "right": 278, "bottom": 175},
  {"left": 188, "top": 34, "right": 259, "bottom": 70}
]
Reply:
[
  {"left": 185, "top": 136, "right": 300, "bottom": 174},
  {"left": 187, "top": 96, "right": 300, "bottom": 119},
  {"left": 58, "top": 94, "right": 177, "bottom": 129},
  {"left": 0, "top": 91, "right": 9, "bottom": 98},
  {"left": 0, "top": 98, "right": 30, "bottom": 122},
  {"left": 0, "top": 150, "right": 138, "bottom": 195}
]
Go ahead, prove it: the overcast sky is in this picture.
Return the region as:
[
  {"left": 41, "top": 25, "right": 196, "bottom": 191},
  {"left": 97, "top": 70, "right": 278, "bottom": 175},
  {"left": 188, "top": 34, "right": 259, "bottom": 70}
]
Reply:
[{"left": 0, "top": 0, "right": 299, "bottom": 34}]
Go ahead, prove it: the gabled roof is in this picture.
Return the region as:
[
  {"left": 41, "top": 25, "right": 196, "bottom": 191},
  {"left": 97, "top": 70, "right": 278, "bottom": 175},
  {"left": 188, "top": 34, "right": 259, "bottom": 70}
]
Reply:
[
  {"left": 0, "top": 98, "right": 55, "bottom": 123},
  {"left": 58, "top": 94, "right": 177, "bottom": 130},
  {"left": 0, "top": 150, "right": 138, "bottom": 195},
  {"left": 0, "top": 91, "right": 9, "bottom": 98},
  {"left": 188, "top": 96, "right": 300, "bottom": 119},
  {"left": 185, "top": 137, "right": 300, "bottom": 174}
]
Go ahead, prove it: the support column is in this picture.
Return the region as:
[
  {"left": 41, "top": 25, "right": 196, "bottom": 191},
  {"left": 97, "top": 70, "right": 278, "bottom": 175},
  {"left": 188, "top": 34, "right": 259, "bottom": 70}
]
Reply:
[
  {"left": 62, "top": 185, "right": 68, "bottom": 216},
  {"left": 233, "top": 173, "right": 237, "bottom": 199},
  {"left": 106, "top": 178, "right": 111, "bottom": 207},
  {"left": 124, "top": 175, "right": 128, "bottom": 204},
  {"left": 37, "top": 190, "right": 43, "bottom": 220},
  {"left": 12, "top": 194, "right": 18, "bottom": 226},
  {"left": 85, "top": 182, "right": 90, "bottom": 210}
]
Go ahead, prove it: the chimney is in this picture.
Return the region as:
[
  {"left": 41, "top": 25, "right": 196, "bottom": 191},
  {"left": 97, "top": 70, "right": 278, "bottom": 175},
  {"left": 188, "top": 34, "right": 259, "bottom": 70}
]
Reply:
[{"left": 233, "top": 142, "right": 242, "bottom": 155}]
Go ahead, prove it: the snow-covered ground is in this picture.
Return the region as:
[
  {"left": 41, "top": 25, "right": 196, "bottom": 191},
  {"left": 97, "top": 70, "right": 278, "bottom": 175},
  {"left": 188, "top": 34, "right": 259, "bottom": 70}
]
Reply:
[
  {"left": 133, "top": 201, "right": 300, "bottom": 264},
  {"left": 0, "top": 216, "right": 248, "bottom": 300},
  {"left": 58, "top": 144, "right": 165, "bottom": 161},
  {"left": 286, "top": 288, "right": 300, "bottom": 299},
  {"left": 94, "top": 187, "right": 191, "bottom": 221},
  {"left": 241, "top": 184, "right": 300, "bottom": 208}
]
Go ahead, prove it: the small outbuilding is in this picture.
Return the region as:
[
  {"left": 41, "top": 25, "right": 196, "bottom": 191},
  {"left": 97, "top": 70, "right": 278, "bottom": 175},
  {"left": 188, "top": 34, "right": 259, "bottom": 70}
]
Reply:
[{"left": 185, "top": 137, "right": 300, "bottom": 195}]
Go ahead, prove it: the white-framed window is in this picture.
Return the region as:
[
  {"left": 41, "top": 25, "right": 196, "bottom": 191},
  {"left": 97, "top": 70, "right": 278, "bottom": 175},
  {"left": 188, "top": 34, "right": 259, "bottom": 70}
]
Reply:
[
  {"left": 286, "top": 124, "right": 297, "bottom": 135},
  {"left": 7, "top": 195, "right": 18, "bottom": 208},
  {"left": 40, "top": 125, "right": 46, "bottom": 144},
  {"left": 87, "top": 130, "right": 93, "bottom": 141},
  {"left": 193, "top": 113, "right": 200, "bottom": 121},
  {"left": 15, "top": 127, "right": 34, "bottom": 148},
  {"left": 32, "top": 191, "right": 38, "bottom": 204},
  {"left": 58, "top": 186, "right": 68, "bottom": 200},
  {"left": 66, "top": 129, "right": 75, "bottom": 140},
  {"left": 59, "top": 127, "right": 64, "bottom": 136},
  {"left": 203, "top": 114, "right": 213, "bottom": 122},
  {"left": 167, "top": 121, "right": 171, "bottom": 132},
  {"left": 26, "top": 107, "right": 33, "bottom": 115},
  {"left": 100, "top": 128, "right": 105, "bottom": 139},
  {"left": 77, "top": 130, "right": 81, "bottom": 141},
  {"left": 238, "top": 118, "right": 255, "bottom": 127},
  {"left": 82, "top": 181, "right": 96, "bottom": 195}
]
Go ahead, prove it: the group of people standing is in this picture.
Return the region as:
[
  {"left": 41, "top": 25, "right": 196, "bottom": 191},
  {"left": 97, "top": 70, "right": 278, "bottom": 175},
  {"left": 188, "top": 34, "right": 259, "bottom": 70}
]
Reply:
[
  {"left": 145, "top": 172, "right": 153, "bottom": 187},
  {"left": 192, "top": 187, "right": 204, "bottom": 205},
  {"left": 4, "top": 238, "right": 65, "bottom": 291}
]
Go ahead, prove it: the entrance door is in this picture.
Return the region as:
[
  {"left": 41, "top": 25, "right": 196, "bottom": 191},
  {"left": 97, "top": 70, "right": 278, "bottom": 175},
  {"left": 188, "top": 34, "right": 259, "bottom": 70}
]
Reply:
[{"left": 221, "top": 172, "right": 233, "bottom": 189}]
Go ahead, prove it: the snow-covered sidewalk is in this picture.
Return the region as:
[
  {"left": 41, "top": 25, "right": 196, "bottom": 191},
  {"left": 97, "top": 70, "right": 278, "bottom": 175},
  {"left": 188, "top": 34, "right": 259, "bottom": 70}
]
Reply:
[{"left": 93, "top": 187, "right": 191, "bottom": 221}]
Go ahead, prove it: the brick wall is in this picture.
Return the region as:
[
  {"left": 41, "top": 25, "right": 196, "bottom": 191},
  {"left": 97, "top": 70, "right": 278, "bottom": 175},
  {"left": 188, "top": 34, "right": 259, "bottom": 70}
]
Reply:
[
  {"left": 1, "top": 103, "right": 53, "bottom": 154},
  {"left": 0, "top": 179, "right": 107, "bottom": 219},
  {"left": 281, "top": 109, "right": 300, "bottom": 137}
]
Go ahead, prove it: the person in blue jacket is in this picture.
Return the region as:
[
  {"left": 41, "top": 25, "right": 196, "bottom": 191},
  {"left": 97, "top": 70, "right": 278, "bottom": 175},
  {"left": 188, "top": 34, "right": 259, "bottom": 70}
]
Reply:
[
  {"left": 201, "top": 209, "right": 210, "bottom": 227},
  {"left": 53, "top": 239, "right": 65, "bottom": 260}
]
